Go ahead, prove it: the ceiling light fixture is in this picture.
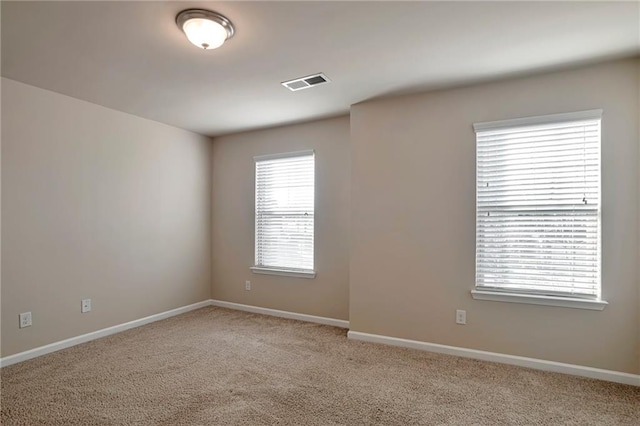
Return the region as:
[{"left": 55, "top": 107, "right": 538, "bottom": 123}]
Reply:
[{"left": 176, "top": 9, "right": 235, "bottom": 50}]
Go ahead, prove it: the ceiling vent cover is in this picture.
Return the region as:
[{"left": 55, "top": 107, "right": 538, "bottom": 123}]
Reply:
[{"left": 282, "top": 73, "right": 331, "bottom": 91}]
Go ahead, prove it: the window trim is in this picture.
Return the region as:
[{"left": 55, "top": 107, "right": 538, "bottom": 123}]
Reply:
[
  {"left": 252, "top": 150, "right": 316, "bottom": 278},
  {"left": 250, "top": 266, "right": 316, "bottom": 279},
  {"left": 253, "top": 149, "right": 315, "bottom": 162},
  {"left": 470, "top": 289, "right": 607, "bottom": 310},
  {"left": 472, "top": 109, "right": 604, "bottom": 132},
  {"left": 473, "top": 109, "right": 606, "bottom": 308}
]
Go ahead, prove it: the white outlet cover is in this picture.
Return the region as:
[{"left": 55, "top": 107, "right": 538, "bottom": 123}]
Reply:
[
  {"left": 81, "top": 299, "right": 91, "bottom": 313},
  {"left": 245, "top": 280, "right": 251, "bottom": 290},
  {"left": 19, "top": 312, "right": 32, "bottom": 328}
]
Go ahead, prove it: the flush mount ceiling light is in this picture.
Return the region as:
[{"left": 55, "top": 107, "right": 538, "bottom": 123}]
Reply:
[{"left": 176, "top": 9, "right": 235, "bottom": 50}]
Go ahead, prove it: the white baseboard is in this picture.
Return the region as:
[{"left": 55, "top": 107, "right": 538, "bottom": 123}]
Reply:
[
  {"left": 210, "top": 299, "right": 349, "bottom": 329},
  {"left": 6, "top": 300, "right": 633, "bottom": 387},
  {"left": 347, "top": 331, "right": 640, "bottom": 387},
  {"left": 0, "top": 300, "right": 211, "bottom": 368},
  {"left": 1, "top": 299, "right": 347, "bottom": 367}
]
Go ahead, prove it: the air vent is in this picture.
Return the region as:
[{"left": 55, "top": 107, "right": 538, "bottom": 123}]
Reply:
[{"left": 282, "top": 73, "right": 331, "bottom": 91}]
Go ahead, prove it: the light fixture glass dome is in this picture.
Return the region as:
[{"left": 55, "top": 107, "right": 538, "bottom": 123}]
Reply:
[{"left": 176, "top": 9, "right": 234, "bottom": 50}]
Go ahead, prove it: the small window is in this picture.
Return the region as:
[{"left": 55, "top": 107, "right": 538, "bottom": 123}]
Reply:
[
  {"left": 474, "top": 110, "right": 602, "bottom": 300},
  {"left": 252, "top": 151, "right": 315, "bottom": 278}
]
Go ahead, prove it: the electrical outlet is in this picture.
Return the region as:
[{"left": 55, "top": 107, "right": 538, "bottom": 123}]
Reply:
[
  {"left": 456, "top": 309, "right": 466, "bottom": 325},
  {"left": 81, "top": 299, "right": 91, "bottom": 313},
  {"left": 245, "top": 280, "right": 251, "bottom": 291},
  {"left": 19, "top": 312, "right": 32, "bottom": 328}
]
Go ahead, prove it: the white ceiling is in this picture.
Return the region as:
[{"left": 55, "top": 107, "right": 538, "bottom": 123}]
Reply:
[{"left": 2, "top": 1, "right": 639, "bottom": 137}]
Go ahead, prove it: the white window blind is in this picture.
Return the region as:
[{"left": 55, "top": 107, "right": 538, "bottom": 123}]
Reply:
[
  {"left": 254, "top": 151, "right": 315, "bottom": 272},
  {"left": 474, "top": 110, "right": 602, "bottom": 299}
]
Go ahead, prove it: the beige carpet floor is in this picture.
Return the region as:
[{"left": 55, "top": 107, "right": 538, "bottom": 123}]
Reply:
[{"left": 1, "top": 306, "right": 638, "bottom": 425}]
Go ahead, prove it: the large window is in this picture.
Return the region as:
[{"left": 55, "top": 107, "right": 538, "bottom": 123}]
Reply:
[
  {"left": 252, "top": 151, "right": 315, "bottom": 278},
  {"left": 473, "top": 110, "right": 603, "bottom": 306}
]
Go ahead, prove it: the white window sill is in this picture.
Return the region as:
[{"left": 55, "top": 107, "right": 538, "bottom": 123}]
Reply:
[
  {"left": 470, "top": 290, "right": 608, "bottom": 311},
  {"left": 250, "top": 267, "right": 316, "bottom": 279}
]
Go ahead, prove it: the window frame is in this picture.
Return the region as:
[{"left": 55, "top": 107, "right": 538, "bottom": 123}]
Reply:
[
  {"left": 251, "top": 150, "right": 316, "bottom": 279},
  {"left": 471, "top": 110, "right": 607, "bottom": 310}
]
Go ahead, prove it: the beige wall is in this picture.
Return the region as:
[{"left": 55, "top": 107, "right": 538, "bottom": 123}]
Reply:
[
  {"left": 1, "top": 78, "right": 212, "bottom": 357},
  {"left": 3, "top": 58, "right": 638, "bottom": 375},
  {"left": 350, "top": 59, "right": 640, "bottom": 374},
  {"left": 211, "top": 117, "right": 350, "bottom": 320}
]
